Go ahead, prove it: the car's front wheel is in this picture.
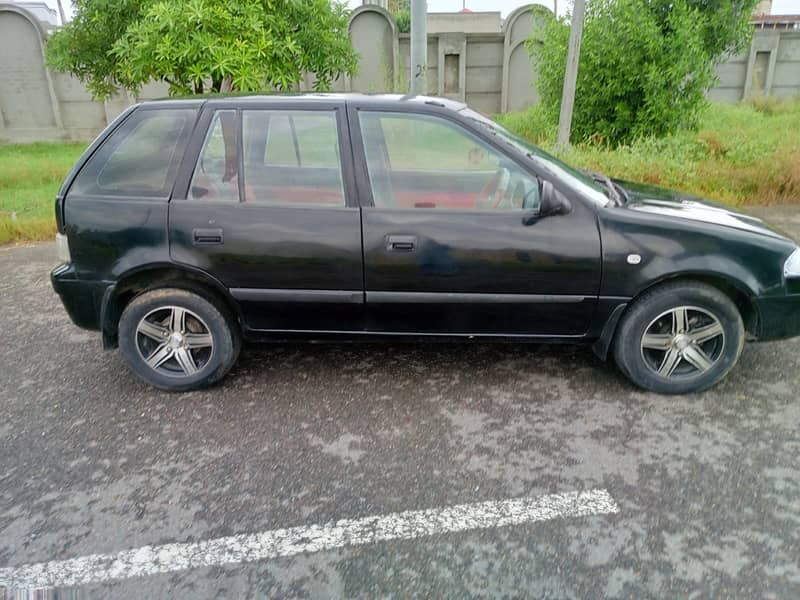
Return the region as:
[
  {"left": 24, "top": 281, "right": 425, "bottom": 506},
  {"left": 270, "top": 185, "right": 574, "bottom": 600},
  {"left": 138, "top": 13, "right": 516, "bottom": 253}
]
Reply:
[
  {"left": 118, "top": 288, "right": 240, "bottom": 392},
  {"left": 613, "top": 281, "right": 745, "bottom": 394}
]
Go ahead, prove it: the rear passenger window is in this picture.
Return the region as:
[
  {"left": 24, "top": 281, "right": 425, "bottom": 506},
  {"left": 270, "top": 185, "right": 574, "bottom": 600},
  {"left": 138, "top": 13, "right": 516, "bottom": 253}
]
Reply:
[
  {"left": 263, "top": 116, "right": 298, "bottom": 166},
  {"left": 242, "top": 110, "right": 345, "bottom": 206},
  {"left": 70, "top": 108, "right": 195, "bottom": 198}
]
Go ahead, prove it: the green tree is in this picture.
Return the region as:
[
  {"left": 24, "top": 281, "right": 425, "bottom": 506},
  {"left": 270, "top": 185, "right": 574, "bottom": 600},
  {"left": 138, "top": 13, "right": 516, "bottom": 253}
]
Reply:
[
  {"left": 394, "top": 10, "right": 411, "bottom": 33},
  {"left": 46, "top": 0, "right": 358, "bottom": 99},
  {"left": 529, "top": 0, "right": 758, "bottom": 146},
  {"left": 46, "top": 0, "right": 148, "bottom": 99}
]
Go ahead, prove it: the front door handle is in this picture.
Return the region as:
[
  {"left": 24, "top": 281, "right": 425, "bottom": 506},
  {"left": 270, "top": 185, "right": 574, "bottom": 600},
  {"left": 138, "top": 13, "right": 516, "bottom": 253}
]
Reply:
[
  {"left": 386, "top": 235, "right": 416, "bottom": 252},
  {"left": 193, "top": 228, "right": 224, "bottom": 246}
]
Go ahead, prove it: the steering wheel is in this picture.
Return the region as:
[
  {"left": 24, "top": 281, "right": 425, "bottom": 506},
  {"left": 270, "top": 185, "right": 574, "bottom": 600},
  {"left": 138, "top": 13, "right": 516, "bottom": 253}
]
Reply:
[
  {"left": 512, "top": 175, "right": 541, "bottom": 211},
  {"left": 498, "top": 172, "right": 542, "bottom": 211},
  {"left": 494, "top": 170, "right": 528, "bottom": 210},
  {"left": 477, "top": 167, "right": 512, "bottom": 209},
  {"left": 521, "top": 180, "right": 541, "bottom": 211}
]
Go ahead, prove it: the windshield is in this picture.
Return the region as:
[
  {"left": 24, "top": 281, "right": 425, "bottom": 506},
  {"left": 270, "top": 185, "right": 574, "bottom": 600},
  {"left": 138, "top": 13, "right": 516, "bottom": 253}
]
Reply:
[{"left": 461, "top": 108, "right": 610, "bottom": 207}]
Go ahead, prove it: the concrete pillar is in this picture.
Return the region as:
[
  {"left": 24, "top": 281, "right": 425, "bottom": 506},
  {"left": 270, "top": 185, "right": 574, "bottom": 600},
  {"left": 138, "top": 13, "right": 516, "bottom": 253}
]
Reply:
[{"left": 410, "top": 0, "right": 428, "bottom": 95}]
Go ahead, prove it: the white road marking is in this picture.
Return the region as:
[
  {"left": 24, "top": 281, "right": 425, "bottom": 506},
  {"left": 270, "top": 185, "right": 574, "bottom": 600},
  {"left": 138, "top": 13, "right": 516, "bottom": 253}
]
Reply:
[{"left": 0, "top": 489, "right": 618, "bottom": 590}]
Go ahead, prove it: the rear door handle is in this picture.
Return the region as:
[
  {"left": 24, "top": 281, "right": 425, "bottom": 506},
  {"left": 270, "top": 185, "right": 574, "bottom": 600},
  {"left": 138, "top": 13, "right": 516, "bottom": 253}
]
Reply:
[
  {"left": 386, "top": 235, "right": 416, "bottom": 252},
  {"left": 193, "top": 228, "right": 224, "bottom": 246}
]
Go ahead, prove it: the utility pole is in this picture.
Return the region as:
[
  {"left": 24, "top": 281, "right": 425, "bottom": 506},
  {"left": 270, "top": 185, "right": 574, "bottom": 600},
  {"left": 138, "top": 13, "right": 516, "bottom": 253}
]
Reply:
[
  {"left": 55, "top": 0, "right": 68, "bottom": 25},
  {"left": 410, "top": 0, "right": 427, "bottom": 95},
  {"left": 556, "top": 0, "right": 586, "bottom": 149}
]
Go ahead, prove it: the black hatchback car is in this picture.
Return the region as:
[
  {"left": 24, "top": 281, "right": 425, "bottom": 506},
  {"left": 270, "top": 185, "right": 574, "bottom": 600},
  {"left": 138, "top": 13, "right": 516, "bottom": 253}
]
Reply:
[{"left": 51, "top": 94, "right": 800, "bottom": 394}]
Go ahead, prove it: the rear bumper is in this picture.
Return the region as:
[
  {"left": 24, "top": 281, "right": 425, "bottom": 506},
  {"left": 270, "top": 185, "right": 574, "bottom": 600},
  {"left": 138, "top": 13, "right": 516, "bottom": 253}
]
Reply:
[
  {"left": 50, "top": 264, "right": 110, "bottom": 331},
  {"left": 755, "top": 293, "right": 800, "bottom": 341}
]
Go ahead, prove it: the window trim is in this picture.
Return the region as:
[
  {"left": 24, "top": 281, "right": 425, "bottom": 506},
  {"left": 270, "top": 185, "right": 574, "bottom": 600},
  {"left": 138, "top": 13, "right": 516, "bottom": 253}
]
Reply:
[
  {"left": 241, "top": 108, "right": 349, "bottom": 208},
  {"left": 186, "top": 109, "right": 242, "bottom": 204},
  {"left": 236, "top": 109, "right": 244, "bottom": 204},
  {"left": 173, "top": 104, "right": 358, "bottom": 209},
  {"left": 173, "top": 106, "right": 219, "bottom": 202},
  {"left": 353, "top": 108, "right": 540, "bottom": 213}
]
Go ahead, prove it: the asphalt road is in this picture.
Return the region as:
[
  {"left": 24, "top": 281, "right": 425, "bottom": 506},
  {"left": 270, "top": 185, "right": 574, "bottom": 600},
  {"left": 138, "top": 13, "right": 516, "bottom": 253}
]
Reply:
[{"left": 1, "top": 206, "right": 800, "bottom": 598}]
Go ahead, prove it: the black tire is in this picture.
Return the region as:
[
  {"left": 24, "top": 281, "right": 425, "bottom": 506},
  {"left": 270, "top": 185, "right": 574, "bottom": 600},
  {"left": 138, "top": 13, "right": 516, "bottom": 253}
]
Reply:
[
  {"left": 613, "top": 281, "right": 745, "bottom": 394},
  {"left": 118, "top": 288, "right": 240, "bottom": 392}
]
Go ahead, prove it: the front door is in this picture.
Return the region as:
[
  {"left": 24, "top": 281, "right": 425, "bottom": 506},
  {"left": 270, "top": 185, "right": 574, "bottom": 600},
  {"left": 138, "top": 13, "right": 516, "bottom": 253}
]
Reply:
[
  {"left": 350, "top": 107, "right": 602, "bottom": 336},
  {"left": 169, "top": 104, "right": 364, "bottom": 332}
]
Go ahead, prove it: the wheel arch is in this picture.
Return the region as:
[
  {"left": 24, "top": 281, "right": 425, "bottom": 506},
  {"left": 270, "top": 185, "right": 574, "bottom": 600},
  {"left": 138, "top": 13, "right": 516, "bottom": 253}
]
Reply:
[
  {"left": 593, "top": 271, "right": 759, "bottom": 360},
  {"left": 101, "top": 264, "right": 243, "bottom": 349}
]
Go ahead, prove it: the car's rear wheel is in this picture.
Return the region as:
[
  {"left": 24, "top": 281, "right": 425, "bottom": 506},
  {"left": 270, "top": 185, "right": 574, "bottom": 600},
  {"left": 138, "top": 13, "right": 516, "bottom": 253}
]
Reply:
[
  {"left": 119, "top": 288, "right": 240, "bottom": 392},
  {"left": 613, "top": 281, "right": 745, "bottom": 394}
]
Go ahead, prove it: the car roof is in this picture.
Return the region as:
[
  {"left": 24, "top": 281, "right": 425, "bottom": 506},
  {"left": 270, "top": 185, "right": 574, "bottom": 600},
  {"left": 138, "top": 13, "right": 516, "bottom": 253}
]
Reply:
[{"left": 137, "top": 93, "right": 468, "bottom": 112}]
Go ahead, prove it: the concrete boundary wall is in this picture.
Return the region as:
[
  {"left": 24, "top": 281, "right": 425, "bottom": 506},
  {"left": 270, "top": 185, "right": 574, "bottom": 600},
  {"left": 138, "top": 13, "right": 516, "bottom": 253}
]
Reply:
[
  {"left": 0, "top": 2, "right": 169, "bottom": 142},
  {"left": 1, "top": 2, "right": 799, "bottom": 143},
  {"left": 710, "top": 31, "right": 800, "bottom": 103},
  {"left": 338, "top": 4, "right": 554, "bottom": 115}
]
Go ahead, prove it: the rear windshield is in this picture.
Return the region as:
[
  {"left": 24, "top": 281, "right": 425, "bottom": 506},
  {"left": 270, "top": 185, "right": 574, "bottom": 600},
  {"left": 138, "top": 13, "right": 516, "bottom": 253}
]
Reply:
[{"left": 69, "top": 108, "right": 196, "bottom": 198}]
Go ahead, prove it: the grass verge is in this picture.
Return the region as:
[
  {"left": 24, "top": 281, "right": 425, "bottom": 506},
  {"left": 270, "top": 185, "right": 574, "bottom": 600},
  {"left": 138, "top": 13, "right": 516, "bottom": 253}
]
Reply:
[
  {"left": 496, "top": 98, "right": 800, "bottom": 207},
  {"left": 0, "top": 142, "right": 86, "bottom": 245}
]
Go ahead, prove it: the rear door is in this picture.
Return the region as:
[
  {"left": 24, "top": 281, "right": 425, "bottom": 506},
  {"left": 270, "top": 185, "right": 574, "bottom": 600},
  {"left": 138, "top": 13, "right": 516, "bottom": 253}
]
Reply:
[
  {"left": 349, "top": 105, "right": 602, "bottom": 336},
  {"left": 169, "top": 101, "right": 364, "bottom": 332}
]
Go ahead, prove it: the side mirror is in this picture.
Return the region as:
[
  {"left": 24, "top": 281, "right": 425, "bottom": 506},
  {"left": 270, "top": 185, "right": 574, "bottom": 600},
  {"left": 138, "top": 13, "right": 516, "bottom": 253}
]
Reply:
[{"left": 539, "top": 180, "right": 572, "bottom": 217}]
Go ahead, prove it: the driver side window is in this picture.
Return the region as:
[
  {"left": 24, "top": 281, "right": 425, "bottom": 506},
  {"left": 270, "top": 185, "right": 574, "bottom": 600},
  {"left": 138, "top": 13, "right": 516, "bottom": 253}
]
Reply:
[{"left": 359, "top": 111, "right": 540, "bottom": 212}]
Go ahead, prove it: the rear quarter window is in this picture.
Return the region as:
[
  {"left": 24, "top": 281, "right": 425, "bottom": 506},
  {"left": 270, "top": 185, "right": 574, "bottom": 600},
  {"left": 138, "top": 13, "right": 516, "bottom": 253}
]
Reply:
[{"left": 70, "top": 108, "right": 196, "bottom": 198}]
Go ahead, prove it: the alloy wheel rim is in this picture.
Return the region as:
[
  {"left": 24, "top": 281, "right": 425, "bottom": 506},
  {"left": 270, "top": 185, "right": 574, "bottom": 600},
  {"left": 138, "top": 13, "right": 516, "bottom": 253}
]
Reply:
[
  {"left": 135, "top": 306, "right": 214, "bottom": 378},
  {"left": 640, "top": 306, "right": 725, "bottom": 380}
]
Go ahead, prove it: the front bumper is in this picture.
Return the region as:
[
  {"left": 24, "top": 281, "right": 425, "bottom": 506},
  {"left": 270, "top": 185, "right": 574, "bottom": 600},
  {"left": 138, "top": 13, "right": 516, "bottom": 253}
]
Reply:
[
  {"left": 50, "top": 264, "right": 110, "bottom": 331},
  {"left": 755, "top": 293, "right": 800, "bottom": 341}
]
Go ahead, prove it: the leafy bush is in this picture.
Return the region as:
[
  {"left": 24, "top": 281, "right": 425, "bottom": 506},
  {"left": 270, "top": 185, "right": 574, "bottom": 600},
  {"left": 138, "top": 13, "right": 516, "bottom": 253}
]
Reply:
[
  {"left": 529, "top": 0, "right": 757, "bottom": 146},
  {"left": 395, "top": 10, "right": 411, "bottom": 33},
  {"left": 387, "top": 0, "right": 410, "bottom": 33}
]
